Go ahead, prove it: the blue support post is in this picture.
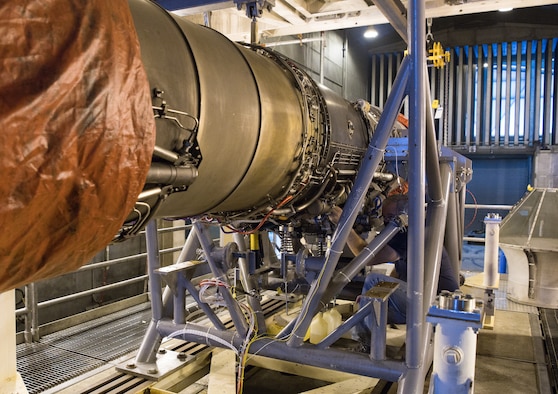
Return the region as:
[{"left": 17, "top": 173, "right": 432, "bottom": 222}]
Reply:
[{"left": 285, "top": 57, "right": 411, "bottom": 347}]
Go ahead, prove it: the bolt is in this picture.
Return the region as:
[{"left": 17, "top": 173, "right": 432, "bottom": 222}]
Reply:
[
  {"left": 148, "top": 368, "right": 158, "bottom": 374},
  {"left": 158, "top": 349, "right": 167, "bottom": 354},
  {"left": 126, "top": 363, "right": 136, "bottom": 369},
  {"left": 444, "top": 348, "right": 462, "bottom": 365},
  {"left": 177, "top": 352, "right": 188, "bottom": 361}
]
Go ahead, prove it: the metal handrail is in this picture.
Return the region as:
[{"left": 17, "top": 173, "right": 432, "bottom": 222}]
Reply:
[
  {"left": 462, "top": 203, "right": 512, "bottom": 243},
  {"left": 76, "top": 245, "right": 184, "bottom": 272},
  {"left": 38, "top": 276, "right": 149, "bottom": 308},
  {"left": 16, "top": 222, "right": 191, "bottom": 343},
  {"left": 464, "top": 203, "right": 513, "bottom": 210}
]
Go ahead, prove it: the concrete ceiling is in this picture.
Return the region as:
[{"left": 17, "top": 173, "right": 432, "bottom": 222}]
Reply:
[{"left": 160, "top": 0, "right": 558, "bottom": 42}]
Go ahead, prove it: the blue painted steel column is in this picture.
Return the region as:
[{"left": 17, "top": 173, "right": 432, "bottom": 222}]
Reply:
[
  {"left": 405, "top": 0, "right": 426, "bottom": 389},
  {"left": 134, "top": 220, "right": 164, "bottom": 363},
  {"left": 193, "top": 222, "right": 249, "bottom": 336}
]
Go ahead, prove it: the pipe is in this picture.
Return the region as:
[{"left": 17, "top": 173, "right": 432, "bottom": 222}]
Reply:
[
  {"left": 173, "top": 279, "right": 185, "bottom": 325},
  {"left": 316, "top": 301, "right": 372, "bottom": 350},
  {"left": 145, "top": 162, "right": 198, "bottom": 187},
  {"left": 278, "top": 221, "right": 401, "bottom": 338},
  {"left": 320, "top": 31, "right": 325, "bottom": 85},
  {"left": 193, "top": 223, "right": 248, "bottom": 336},
  {"left": 263, "top": 37, "right": 324, "bottom": 47},
  {"left": 38, "top": 275, "right": 148, "bottom": 309},
  {"left": 176, "top": 224, "right": 202, "bottom": 264},
  {"left": 483, "top": 214, "right": 502, "bottom": 288},
  {"left": 373, "top": 171, "right": 395, "bottom": 182},
  {"left": 444, "top": 189, "right": 461, "bottom": 282},
  {"left": 405, "top": 0, "right": 426, "bottom": 384},
  {"left": 284, "top": 57, "right": 411, "bottom": 346},
  {"left": 153, "top": 145, "right": 180, "bottom": 163},
  {"left": 322, "top": 220, "right": 402, "bottom": 301},
  {"left": 179, "top": 275, "right": 227, "bottom": 331},
  {"left": 75, "top": 245, "right": 181, "bottom": 273},
  {"left": 423, "top": 60, "right": 452, "bottom": 304},
  {"left": 423, "top": 163, "right": 452, "bottom": 311},
  {"left": 157, "top": 320, "right": 406, "bottom": 382},
  {"left": 24, "top": 283, "right": 39, "bottom": 343},
  {"left": 134, "top": 220, "right": 165, "bottom": 364},
  {"left": 424, "top": 67, "right": 443, "bottom": 204},
  {"left": 233, "top": 233, "right": 267, "bottom": 334},
  {"left": 464, "top": 204, "right": 513, "bottom": 210}
]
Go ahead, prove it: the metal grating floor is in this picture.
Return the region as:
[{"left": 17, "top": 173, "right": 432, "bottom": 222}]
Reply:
[
  {"left": 540, "top": 308, "right": 558, "bottom": 392},
  {"left": 461, "top": 272, "right": 539, "bottom": 314},
  {"left": 494, "top": 277, "right": 539, "bottom": 314},
  {"left": 17, "top": 303, "right": 152, "bottom": 394},
  {"left": 17, "top": 343, "right": 105, "bottom": 394}
]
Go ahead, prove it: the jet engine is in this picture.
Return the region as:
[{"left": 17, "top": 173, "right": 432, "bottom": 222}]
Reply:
[{"left": 122, "top": 0, "right": 404, "bottom": 239}]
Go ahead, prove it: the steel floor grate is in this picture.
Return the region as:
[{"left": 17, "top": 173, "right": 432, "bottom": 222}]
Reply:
[
  {"left": 494, "top": 277, "right": 539, "bottom": 314},
  {"left": 17, "top": 342, "right": 105, "bottom": 393},
  {"left": 540, "top": 308, "right": 558, "bottom": 393},
  {"left": 17, "top": 303, "right": 152, "bottom": 394}
]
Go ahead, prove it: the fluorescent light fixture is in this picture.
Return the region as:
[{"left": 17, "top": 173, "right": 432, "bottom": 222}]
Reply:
[
  {"left": 364, "top": 28, "right": 379, "bottom": 39},
  {"left": 499, "top": 7, "right": 513, "bottom": 12}
]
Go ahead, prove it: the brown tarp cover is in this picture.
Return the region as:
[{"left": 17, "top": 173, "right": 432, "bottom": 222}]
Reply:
[{"left": 0, "top": 1, "right": 155, "bottom": 292}]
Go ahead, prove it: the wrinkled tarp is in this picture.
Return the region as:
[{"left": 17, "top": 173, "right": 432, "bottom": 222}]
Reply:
[{"left": 0, "top": 1, "right": 155, "bottom": 292}]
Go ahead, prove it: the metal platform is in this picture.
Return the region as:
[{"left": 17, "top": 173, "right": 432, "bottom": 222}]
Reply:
[
  {"left": 17, "top": 303, "right": 152, "bottom": 394},
  {"left": 16, "top": 290, "right": 556, "bottom": 394}
]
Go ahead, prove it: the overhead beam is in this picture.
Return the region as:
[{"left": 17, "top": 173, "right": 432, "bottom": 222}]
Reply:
[
  {"left": 282, "top": 0, "right": 313, "bottom": 19},
  {"left": 162, "top": 0, "right": 234, "bottom": 15},
  {"left": 272, "top": 1, "right": 307, "bottom": 25},
  {"left": 169, "top": 0, "right": 558, "bottom": 39},
  {"left": 262, "top": 7, "right": 389, "bottom": 38},
  {"left": 372, "top": 0, "right": 407, "bottom": 43}
]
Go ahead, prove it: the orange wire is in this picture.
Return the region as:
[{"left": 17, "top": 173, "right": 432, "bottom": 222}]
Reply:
[
  {"left": 396, "top": 113, "right": 409, "bottom": 128},
  {"left": 225, "top": 195, "right": 294, "bottom": 235}
]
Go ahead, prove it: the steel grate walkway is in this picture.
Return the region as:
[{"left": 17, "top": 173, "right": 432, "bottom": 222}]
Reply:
[
  {"left": 540, "top": 308, "right": 558, "bottom": 393},
  {"left": 17, "top": 303, "right": 152, "bottom": 394}
]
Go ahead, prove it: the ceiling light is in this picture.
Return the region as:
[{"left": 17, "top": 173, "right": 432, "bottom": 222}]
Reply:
[
  {"left": 499, "top": 7, "right": 513, "bottom": 12},
  {"left": 364, "top": 28, "right": 378, "bottom": 39}
]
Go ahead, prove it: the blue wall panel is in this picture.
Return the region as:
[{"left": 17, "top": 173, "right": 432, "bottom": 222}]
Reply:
[{"left": 464, "top": 157, "right": 532, "bottom": 234}]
